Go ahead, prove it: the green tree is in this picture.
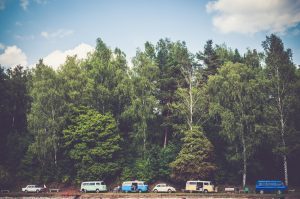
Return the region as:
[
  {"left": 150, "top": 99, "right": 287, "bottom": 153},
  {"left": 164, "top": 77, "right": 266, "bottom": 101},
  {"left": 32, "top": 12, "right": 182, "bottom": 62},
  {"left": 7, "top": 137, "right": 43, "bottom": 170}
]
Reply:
[
  {"left": 63, "top": 106, "right": 122, "bottom": 182},
  {"left": 27, "top": 60, "right": 64, "bottom": 181},
  {"left": 244, "top": 48, "right": 263, "bottom": 68},
  {"left": 170, "top": 127, "right": 216, "bottom": 181},
  {"left": 197, "top": 40, "right": 221, "bottom": 80},
  {"left": 262, "top": 34, "right": 297, "bottom": 186},
  {"left": 0, "top": 65, "right": 30, "bottom": 185},
  {"left": 208, "top": 62, "right": 267, "bottom": 187},
  {"left": 155, "top": 39, "right": 186, "bottom": 148},
  {"left": 125, "top": 49, "right": 159, "bottom": 155}
]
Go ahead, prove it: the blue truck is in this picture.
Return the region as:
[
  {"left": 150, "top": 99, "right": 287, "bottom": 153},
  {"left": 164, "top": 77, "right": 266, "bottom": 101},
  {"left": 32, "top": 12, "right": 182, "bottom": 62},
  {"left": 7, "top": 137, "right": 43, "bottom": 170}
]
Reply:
[
  {"left": 121, "top": 181, "right": 148, "bottom": 193},
  {"left": 255, "top": 180, "right": 287, "bottom": 194}
]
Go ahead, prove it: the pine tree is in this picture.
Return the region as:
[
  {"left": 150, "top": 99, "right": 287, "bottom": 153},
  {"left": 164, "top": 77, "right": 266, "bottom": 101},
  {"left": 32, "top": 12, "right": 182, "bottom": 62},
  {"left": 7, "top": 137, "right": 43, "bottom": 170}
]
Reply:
[{"left": 170, "top": 127, "right": 216, "bottom": 181}]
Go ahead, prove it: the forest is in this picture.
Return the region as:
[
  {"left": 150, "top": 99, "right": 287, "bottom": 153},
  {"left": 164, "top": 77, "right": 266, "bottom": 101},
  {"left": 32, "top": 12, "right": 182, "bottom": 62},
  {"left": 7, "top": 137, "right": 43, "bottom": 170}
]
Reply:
[{"left": 0, "top": 34, "right": 300, "bottom": 189}]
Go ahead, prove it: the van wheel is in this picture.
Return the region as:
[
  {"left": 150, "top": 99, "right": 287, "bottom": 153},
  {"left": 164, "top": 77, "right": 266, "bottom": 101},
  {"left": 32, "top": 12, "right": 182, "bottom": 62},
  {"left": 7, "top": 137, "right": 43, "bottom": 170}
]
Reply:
[
  {"left": 277, "top": 190, "right": 282, "bottom": 194},
  {"left": 96, "top": 189, "right": 100, "bottom": 193},
  {"left": 168, "top": 189, "right": 172, "bottom": 193},
  {"left": 260, "top": 190, "right": 264, "bottom": 194},
  {"left": 25, "top": 190, "right": 28, "bottom": 193},
  {"left": 36, "top": 190, "right": 39, "bottom": 193},
  {"left": 153, "top": 189, "right": 158, "bottom": 193},
  {"left": 84, "top": 189, "right": 87, "bottom": 193},
  {"left": 204, "top": 189, "right": 208, "bottom": 193}
]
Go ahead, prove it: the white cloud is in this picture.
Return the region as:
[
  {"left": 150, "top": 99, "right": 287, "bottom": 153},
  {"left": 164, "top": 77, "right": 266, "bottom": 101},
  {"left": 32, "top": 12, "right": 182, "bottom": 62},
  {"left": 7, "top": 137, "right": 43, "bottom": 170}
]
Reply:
[
  {"left": 0, "top": 0, "right": 6, "bottom": 10},
  {"left": 0, "top": 46, "right": 27, "bottom": 68},
  {"left": 20, "top": 0, "right": 29, "bottom": 10},
  {"left": 43, "top": 43, "right": 94, "bottom": 69},
  {"left": 206, "top": 0, "right": 300, "bottom": 34},
  {"left": 41, "top": 29, "right": 74, "bottom": 39}
]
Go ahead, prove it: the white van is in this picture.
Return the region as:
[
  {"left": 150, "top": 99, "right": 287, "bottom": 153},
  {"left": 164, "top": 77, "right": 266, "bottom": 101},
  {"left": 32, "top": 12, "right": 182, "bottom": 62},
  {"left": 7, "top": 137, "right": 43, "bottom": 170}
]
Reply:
[{"left": 80, "top": 181, "right": 107, "bottom": 193}]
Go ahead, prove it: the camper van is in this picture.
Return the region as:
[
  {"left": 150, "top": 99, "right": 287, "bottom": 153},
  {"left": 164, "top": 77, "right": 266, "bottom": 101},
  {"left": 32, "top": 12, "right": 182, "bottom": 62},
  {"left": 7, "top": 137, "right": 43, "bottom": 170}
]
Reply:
[
  {"left": 185, "top": 180, "right": 215, "bottom": 193},
  {"left": 256, "top": 180, "right": 287, "bottom": 194},
  {"left": 121, "top": 181, "right": 148, "bottom": 193},
  {"left": 80, "top": 181, "right": 107, "bottom": 193}
]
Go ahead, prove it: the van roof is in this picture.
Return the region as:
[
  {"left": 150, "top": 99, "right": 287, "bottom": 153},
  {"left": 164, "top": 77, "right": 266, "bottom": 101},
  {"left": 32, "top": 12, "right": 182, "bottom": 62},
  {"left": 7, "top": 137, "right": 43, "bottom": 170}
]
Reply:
[
  {"left": 122, "top": 180, "right": 144, "bottom": 183},
  {"left": 186, "top": 181, "right": 211, "bottom": 183},
  {"left": 256, "top": 180, "right": 283, "bottom": 183},
  {"left": 81, "top": 181, "right": 104, "bottom": 183}
]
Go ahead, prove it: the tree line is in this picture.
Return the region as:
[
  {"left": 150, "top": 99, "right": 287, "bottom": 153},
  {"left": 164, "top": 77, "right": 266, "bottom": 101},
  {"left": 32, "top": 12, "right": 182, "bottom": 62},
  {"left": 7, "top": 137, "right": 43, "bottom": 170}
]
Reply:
[{"left": 0, "top": 34, "right": 300, "bottom": 189}]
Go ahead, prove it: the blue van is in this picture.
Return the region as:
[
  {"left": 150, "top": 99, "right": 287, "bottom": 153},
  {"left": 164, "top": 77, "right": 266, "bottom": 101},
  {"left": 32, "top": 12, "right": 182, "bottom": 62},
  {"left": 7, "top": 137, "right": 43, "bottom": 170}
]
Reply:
[
  {"left": 255, "top": 180, "right": 287, "bottom": 194},
  {"left": 121, "top": 181, "right": 148, "bottom": 193}
]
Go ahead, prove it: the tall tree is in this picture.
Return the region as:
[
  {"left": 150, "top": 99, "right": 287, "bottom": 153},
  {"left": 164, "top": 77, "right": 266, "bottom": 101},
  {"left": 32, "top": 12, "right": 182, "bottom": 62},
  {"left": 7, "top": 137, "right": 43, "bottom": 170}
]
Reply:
[
  {"left": 63, "top": 106, "right": 122, "bottom": 182},
  {"left": 0, "top": 65, "right": 30, "bottom": 185},
  {"left": 124, "top": 49, "right": 159, "bottom": 155},
  {"left": 244, "top": 48, "right": 263, "bottom": 68},
  {"left": 27, "top": 60, "right": 64, "bottom": 180},
  {"left": 156, "top": 39, "right": 187, "bottom": 147},
  {"left": 262, "top": 34, "right": 297, "bottom": 186},
  {"left": 197, "top": 40, "right": 221, "bottom": 80},
  {"left": 208, "top": 62, "right": 267, "bottom": 187},
  {"left": 170, "top": 127, "right": 216, "bottom": 181}
]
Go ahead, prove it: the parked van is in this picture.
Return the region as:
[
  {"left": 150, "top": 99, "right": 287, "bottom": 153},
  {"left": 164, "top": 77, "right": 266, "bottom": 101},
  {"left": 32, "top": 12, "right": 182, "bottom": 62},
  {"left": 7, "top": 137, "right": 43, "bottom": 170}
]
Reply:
[
  {"left": 185, "top": 181, "right": 215, "bottom": 193},
  {"left": 80, "top": 181, "right": 107, "bottom": 193},
  {"left": 121, "top": 181, "right": 148, "bottom": 193},
  {"left": 255, "top": 180, "right": 287, "bottom": 194}
]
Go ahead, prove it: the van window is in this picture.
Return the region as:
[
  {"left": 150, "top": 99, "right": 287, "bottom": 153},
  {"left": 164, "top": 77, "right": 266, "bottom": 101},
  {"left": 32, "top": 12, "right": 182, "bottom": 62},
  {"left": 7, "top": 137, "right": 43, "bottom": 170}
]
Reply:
[
  {"left": 138, "top": 182, "right": 144, "bottom": 185},
  {"left": 204, "top": 182, "right": 209, "bottom": 185},
  {"left": 96, "top": 183, "right": 100, "bottom": 185},
  {"left": 89, "top": 183, "right": 95, "bottom": 185},
  {"left": 189, "top": 182, "right": 197, "bottom": 185}
]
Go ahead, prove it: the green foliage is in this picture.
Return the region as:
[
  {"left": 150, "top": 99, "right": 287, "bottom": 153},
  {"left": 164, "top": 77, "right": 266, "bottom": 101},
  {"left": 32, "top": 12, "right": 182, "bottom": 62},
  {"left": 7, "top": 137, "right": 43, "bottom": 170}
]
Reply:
[
  {"left": 170, "top": 127, "right": 216, "bottom": 181},
  {"left": 207, "top": 61, "right": 269, "bottom": 186},
  {"left": 63, "top": 106, "right": 122, "bottom": 182},
  {"left": 1, "top": 36, "right": 300, "bottom": 187},
  {"left": 120, "top": 167, "right": 134, "bottom": 182}
]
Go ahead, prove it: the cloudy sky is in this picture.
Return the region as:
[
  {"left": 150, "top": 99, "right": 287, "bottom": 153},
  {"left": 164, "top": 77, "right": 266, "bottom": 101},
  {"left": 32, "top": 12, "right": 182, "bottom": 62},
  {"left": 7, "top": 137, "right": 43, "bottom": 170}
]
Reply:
[{"left": 0, "top": 0, "right": 300, "bottom": 69}]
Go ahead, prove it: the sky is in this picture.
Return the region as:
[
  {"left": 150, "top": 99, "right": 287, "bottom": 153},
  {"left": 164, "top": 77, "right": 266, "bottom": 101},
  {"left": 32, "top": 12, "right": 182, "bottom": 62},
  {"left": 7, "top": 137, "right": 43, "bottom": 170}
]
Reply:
[{"left": 0, "top": 0, "right": 300, "bottom": 69}]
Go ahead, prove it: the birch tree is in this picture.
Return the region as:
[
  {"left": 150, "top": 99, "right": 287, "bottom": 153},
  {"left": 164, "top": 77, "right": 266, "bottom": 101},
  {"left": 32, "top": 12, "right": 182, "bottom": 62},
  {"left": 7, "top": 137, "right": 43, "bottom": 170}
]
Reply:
[
  {"left": 208, "top": 62, "right": 266, "bottom": 187},
  {"left": 262, "top": 34, "right": 297, "bottom": 186}
]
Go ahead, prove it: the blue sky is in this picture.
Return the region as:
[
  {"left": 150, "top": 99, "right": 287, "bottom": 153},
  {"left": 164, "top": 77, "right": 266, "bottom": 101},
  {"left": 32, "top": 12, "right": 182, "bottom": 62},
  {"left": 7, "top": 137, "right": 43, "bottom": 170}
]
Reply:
[{"left": 0, "top": 0, "right": 300, "bottom": 69}]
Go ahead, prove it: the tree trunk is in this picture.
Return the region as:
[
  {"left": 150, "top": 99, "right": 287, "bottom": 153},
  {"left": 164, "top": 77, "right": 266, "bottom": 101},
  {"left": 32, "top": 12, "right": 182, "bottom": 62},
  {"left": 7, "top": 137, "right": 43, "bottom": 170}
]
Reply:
[
  {"left": 189, "top": 72, "right": 193, "bottom": 131},
  {"left": 163, "top": 129, "right": 167, "bottom": 148},
  {"left": 241, "top": 130, "right": 247, "bottom": 188},
  {"left": 280, "top": 110, "right": 288, "bottom": 186},
  {"left": 143, "top": 126, "right": 146, "bottom": 154},
  {"left": 277, "top": 67, "right": 288, "bottom": 186}
]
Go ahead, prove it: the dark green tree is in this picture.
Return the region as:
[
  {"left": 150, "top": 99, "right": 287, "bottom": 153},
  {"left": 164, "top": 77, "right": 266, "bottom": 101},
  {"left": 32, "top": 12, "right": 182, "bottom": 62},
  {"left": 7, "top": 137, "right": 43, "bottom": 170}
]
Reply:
[
  {"left": 208, "top": 62, "right": 267, "bottom": 187},
  {"left": 262, "top": 34, "right": 297, "bottom": 186},
  {"left": 197, "top": 40, "right": 221, "bottom": 80},
  {"left": 63, "top": 106, "right": 122, "bottom": 182},
  {"left": 170, "top": 127, "right": 216, "bottom": 181}
]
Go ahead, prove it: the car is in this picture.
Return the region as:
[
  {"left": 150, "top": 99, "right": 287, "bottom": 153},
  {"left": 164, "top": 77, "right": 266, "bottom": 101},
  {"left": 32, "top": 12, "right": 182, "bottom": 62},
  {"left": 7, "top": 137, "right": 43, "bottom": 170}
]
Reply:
[
  {"left": 80, "top": 181, "right": 107, "bottom": 193},
  {"left": 121, "top": 181, "right": 148, "bottom": 193},
  {"left": 184, "top": 181, "right": 215, "bottom": 193},
  {"left": 152, "top": 183, "right": 176, "bottom": 193},
  {"left": 255, "top": 180, "right": 287, "bottom": 194},
  {"left": 22, "top": 185, "right": 45, "bottom": 193}
]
